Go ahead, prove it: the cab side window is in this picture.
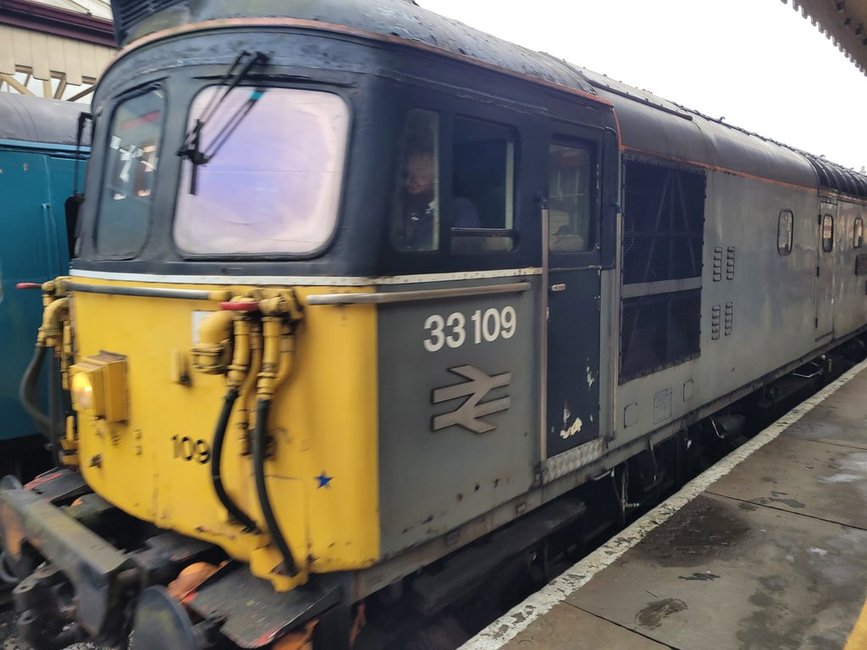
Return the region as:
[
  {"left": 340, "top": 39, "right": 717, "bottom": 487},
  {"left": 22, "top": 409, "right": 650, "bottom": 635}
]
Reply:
[
  {"left": 392, "top": 109, "right": 440, "bottom": 252},
  {"left": 391, "top": 111, "right": 516, "bottom": 254},
  {"left": 451, "top": 117, "right": 516, "bottom": 253},
  {"left": 549, "top": 143, "right": 593, "bottom": 252}
]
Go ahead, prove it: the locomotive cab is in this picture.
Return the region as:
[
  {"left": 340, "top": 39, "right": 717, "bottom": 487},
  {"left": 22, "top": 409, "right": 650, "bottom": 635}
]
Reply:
[{"left": 0, "top": 2, "right": 620, "bottom": 648}]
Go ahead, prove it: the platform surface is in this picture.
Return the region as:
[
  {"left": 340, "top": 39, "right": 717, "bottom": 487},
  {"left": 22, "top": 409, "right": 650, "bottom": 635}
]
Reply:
[{"left": 468, "top": 361, "right": 867, "bottom": 650}]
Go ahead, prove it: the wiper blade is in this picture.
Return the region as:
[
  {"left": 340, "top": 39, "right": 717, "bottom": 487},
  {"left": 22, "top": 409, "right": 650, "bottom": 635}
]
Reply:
[{"left": 178, "top": 50, "right": 270, "bottom": 194}]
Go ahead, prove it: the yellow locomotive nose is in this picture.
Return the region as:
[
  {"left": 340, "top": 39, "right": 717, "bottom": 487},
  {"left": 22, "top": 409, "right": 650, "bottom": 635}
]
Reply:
[{"left": 70, "top": 352, "right": 129, "bottom": 423}]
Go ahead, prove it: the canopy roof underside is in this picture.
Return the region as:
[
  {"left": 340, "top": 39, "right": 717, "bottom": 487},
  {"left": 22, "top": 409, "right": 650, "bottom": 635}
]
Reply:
[{"left": 788, "top": 0, "right": 867, "bottom": 76}]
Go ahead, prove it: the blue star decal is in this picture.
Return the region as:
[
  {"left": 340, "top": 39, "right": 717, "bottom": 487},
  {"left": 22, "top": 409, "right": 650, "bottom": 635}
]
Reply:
[{"left": 315, "top": 472, "right": 333, "bottom": 489}]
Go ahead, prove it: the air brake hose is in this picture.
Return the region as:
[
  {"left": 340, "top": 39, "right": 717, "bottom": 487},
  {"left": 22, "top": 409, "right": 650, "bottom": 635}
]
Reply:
[
  {"left": 18, "top": 346, "right": 52, "bottom": 437},
  {"left": 253, "top": 398, "right": 298, "bottom": 576},
  {"left": 210, "top": 387, "right": 259, "bottom": 532}
]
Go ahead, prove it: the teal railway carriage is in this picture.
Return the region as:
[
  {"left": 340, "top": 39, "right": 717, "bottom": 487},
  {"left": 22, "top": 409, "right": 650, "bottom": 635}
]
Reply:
[
  {"left": 0, "top": 93, "right": 86, "bottom": 472},
  {"left": 0, "top": 1, "right": 866, "bottom": 649}
]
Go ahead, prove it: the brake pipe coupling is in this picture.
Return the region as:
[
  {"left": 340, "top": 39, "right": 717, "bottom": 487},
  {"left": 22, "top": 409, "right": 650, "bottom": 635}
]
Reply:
[
  {"left": 256, "top": 317, "right": 295, "bottom": 401},
  {"left": 36, "top": 295, "right": 69, "bottom": 350},
  {"left": 191, "top": 310, "right": 234, "bottom": 375}
]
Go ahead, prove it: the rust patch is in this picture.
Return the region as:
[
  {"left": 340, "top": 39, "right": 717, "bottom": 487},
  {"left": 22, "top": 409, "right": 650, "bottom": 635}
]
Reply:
[
  {"left": 24, "top": 471, "right": 64, "bottom": 490},
  {"left": 168, "top": 561, "right": 221, "bottom": 605}
]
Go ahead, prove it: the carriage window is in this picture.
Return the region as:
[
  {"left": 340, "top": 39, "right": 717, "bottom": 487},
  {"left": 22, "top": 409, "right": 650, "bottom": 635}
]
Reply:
[
  {"left": 174, "top": 87, "right": 349, "bottom": 255},
  {"left": 450, "top": 117, "right": 516, "bottom": 253},
  {"left": 97, "top": 88, "right": 164, "bottom": 258},
  {"left": 393, "top": 110, "right": 440, "bottom": 252},
  {"left": 855, "top": 217, "right": 864, "bottom": 249},
  {"left": 777, "top": 209, "right": 793, "bottom": 256},
  {"left": 822, "top": 214, "right": 834, "bottom": 253},
  {"left": 549, "top": 143, "right": 593, "bottom": 252}
]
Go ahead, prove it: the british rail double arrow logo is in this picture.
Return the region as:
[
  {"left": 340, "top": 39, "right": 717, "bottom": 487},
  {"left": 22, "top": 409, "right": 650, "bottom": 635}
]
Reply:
[{"left": 432, "top": 365, "right": 512, "bottom": 434}]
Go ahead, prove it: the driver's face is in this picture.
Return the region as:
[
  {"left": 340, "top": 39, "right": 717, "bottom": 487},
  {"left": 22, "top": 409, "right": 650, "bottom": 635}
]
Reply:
[{"left": 405, "top": 153, "right": 435, "bottom": 196}]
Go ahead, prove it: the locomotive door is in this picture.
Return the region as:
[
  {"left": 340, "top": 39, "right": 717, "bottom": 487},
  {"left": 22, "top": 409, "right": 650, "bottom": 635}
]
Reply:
[
  {"left": 815, "top": 201, "right": 837, "bottom": 340},
  {"left": 544, "top": 138, "right": 602, "bottom": 458}
]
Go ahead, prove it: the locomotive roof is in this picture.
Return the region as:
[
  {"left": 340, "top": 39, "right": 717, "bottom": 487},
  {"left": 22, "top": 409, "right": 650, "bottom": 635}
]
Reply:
[
  {"left": 572, "top": 64, "right": 867, "bottom": 199},
  {"left": 799, "top": 152, "right": 867, "bottom": 198},
  {"left": 112, "top": 0, "right": 867, "bottom": 199},
  {"left": 0, "top": 93, "right": 85, "bottom": 146},
  {"left": 111, "top": 0, "right": 598, "bottom": 98}
]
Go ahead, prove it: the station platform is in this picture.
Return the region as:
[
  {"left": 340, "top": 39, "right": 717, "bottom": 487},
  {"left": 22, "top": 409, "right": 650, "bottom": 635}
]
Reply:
[{"left": 465, "top": 360, "right": 867, "bottom": 650}]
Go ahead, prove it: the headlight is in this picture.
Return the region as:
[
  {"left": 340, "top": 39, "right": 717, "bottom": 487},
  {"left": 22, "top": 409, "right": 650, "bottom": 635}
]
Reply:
[
  {"left": 71, "top": 372, "right": 94, "bottom": 411},
  {"left": 69, "top": 352, "right": 128, "bottom": 422}
]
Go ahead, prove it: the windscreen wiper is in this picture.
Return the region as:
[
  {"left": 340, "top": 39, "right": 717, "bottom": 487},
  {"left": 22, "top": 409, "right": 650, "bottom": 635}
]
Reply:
[{"left": 178, "top": 50, "right": 270, "bottom": 194}]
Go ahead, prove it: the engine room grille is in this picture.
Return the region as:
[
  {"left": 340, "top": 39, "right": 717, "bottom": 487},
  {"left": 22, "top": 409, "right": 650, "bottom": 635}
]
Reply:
[
  {"left": 622, "top": 161, "right": 706, "bottom": 285},
  {"left": 619, "top": 160, "right": 706, "bottom": 383},
  {"left": 620, "top": 290, "right": 702, "bottom": 382},
  {"left": 112, "top": 0, "right": 184, "bottom": 44}
]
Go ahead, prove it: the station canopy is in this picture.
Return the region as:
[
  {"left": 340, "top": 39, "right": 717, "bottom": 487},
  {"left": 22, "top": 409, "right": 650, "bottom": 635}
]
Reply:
[
  {"left": 0, "top": 0, "right": 113, "bottom": 100},
  {"left": 786, "top": 0, "right": 867, "bottom": 75}
]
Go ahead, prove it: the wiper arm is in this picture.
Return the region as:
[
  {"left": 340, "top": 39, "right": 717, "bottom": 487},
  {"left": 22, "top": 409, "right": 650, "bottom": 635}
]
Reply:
[{"left": 178, "top": 50, "right": 270, "bottom": 194}]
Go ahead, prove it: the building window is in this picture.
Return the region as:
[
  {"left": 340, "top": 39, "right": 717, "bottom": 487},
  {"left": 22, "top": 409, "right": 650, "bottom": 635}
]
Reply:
[
  {"left": 855, "top": 217, "right": 864, "bottom": 249},
  {"left": 549, "top": 143, "right": 594, "bottom": 252},
  {"left": 822, "top": 214, "right": 834, "bottom": 253},
  {"left": 777, "top": 210, "right": 793, "bottom": 256}
]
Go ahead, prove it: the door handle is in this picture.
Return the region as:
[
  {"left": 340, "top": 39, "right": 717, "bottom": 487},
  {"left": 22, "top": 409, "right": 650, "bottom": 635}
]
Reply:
[{"left": 550, "top": 283, "right": 567, "bottom": 292}]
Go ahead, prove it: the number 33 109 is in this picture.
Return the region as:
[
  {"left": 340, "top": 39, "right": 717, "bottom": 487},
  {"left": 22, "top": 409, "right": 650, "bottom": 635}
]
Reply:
[{"left": 423, "top": 306, "right": 516, "bottom": 352}]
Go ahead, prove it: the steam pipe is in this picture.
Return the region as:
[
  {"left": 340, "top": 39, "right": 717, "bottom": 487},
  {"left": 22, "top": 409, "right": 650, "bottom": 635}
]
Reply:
[
  {"left": 253, "top": 398, "right": 298, "bottom": 576},
  {"left": 210, "top": 387, "right": 258, "bottom": 532},
  {"left": 18, "top": 346, "right": 51, "bottom": 436},
  {"left": 210, "top": 311, "right": 259, "bottom": 531}
]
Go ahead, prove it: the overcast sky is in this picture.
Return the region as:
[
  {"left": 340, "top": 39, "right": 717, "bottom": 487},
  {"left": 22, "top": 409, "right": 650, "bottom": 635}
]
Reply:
[{"left": 416, "top": 0, "right": 867, "bottom": 172}]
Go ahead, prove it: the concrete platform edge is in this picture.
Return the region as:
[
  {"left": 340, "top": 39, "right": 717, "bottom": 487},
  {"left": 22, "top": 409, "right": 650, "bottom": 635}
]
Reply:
[{"left": 462, "top": 357, "right": 867, "bottom": 650}]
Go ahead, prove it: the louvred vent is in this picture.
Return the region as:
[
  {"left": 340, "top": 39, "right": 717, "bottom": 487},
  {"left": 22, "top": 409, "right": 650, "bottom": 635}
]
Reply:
[{"left": 111, "top": 0, "right": 184, "bottom": 44}]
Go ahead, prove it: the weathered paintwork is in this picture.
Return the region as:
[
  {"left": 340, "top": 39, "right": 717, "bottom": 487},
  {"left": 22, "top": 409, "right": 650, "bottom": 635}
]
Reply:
[{"left": 377, "top": 276, "right": 538, "bottom": 555}]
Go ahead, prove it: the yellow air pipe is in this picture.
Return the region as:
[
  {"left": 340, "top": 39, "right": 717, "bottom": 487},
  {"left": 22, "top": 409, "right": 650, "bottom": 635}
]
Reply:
[
  {"left": 257, "top": 316, "right": 285, "bottom": 400},
  {"left": 36, "top": 297, "right": 69, "bottom": 350},
  {"left": 191, "top": 310, "right": 234, "bottom": 375},
  {"left": 237, "top": 321, "right": 262, "bottom": 454},
  {"left": 226, "top": 317, "right": 251, "bottom": 389}
]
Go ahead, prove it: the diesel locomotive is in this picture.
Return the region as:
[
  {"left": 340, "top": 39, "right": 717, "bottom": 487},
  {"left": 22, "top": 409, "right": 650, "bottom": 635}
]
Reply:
[
  {"left": 2, "top": 0, "right": 866, "bottom": 648},
  {"left": 0, "top": 92, "right": 86, "bottom": 477}
]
